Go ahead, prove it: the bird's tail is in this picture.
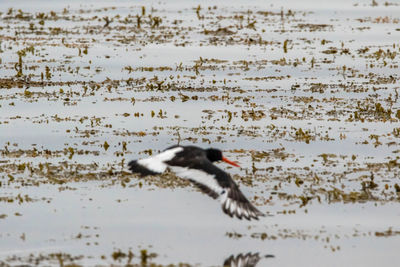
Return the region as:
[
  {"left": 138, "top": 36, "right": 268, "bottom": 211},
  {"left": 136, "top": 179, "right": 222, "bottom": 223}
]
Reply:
[{"left": 128, "top": 160, "right": 161, "bottom": 177}]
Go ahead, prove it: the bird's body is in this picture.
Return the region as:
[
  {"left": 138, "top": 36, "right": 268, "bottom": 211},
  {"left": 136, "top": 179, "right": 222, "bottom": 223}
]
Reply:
[
  {"left": 128, "top": 145, "right": 264, "bottom": 220},
  {"left": 128, "top": 146, "right": 264, "bottom": 220}
]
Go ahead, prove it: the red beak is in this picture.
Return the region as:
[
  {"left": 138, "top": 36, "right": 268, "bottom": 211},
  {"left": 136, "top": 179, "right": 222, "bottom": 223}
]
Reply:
[{"left": 222, "top": 157, "right": 240, "bottom": 168}]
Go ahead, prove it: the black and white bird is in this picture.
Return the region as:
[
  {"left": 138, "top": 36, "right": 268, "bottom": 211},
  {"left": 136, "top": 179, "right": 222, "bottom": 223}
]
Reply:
[
  {"left": 128, "top": 145, "right": 264, "bottom": 220},
  {"left": 223, "top": 253, "right": 262, "bottom": 267}
]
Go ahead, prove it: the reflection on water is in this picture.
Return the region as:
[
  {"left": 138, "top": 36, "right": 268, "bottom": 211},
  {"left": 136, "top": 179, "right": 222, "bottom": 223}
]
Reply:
[
  {"left": 223, "top": 253, "right": 274, "bottom": 267},
  {"left": 0, "top": 249, "right": 274, "bottom": 267}
]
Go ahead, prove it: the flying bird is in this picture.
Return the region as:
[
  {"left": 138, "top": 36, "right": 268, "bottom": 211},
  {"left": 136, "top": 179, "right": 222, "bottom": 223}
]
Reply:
[{"left": 128, "top": 145, "right": 264, "bottom": 220}]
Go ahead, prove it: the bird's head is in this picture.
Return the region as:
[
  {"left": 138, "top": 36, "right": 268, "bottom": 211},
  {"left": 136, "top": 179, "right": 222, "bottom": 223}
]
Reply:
[{"left": 206, "top": 148, "right": 240, "bottom": 167}]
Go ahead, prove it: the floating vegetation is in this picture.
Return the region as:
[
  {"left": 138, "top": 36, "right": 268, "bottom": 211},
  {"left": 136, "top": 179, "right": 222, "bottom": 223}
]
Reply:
[{"left": 0, "top": 1, "right": 399, "bottom": 266}]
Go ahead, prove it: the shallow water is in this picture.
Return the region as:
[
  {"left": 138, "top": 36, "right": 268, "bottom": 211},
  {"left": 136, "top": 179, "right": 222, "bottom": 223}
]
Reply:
[{"left": 0, "top": 0, "right": 399, "bottom": 266}]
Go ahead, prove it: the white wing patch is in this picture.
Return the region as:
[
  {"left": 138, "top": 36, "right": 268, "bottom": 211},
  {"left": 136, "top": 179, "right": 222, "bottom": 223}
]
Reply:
[
  {"left": 169, "top": 166, "right": 225, "bottom": 195},
  {"left": 137, "top": 147, "right": 183, "bottom": 173}
]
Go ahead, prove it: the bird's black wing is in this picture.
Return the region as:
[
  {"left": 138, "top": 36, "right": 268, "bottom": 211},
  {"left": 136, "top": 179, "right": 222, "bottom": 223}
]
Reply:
[
  {"left": 166, "top": 147, "right": 265, "bottom": 220},
  {"left": 222, "top": 182, "right": 265, "bottom": 220}
]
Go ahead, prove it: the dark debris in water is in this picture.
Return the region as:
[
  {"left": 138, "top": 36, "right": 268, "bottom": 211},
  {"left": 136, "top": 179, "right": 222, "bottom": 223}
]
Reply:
[
  {"left": 0, "top": 1, "right": 400, "bottom": 266},
  {"left": 0, "top": 249, "right": 192, "bottom": 267}
]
